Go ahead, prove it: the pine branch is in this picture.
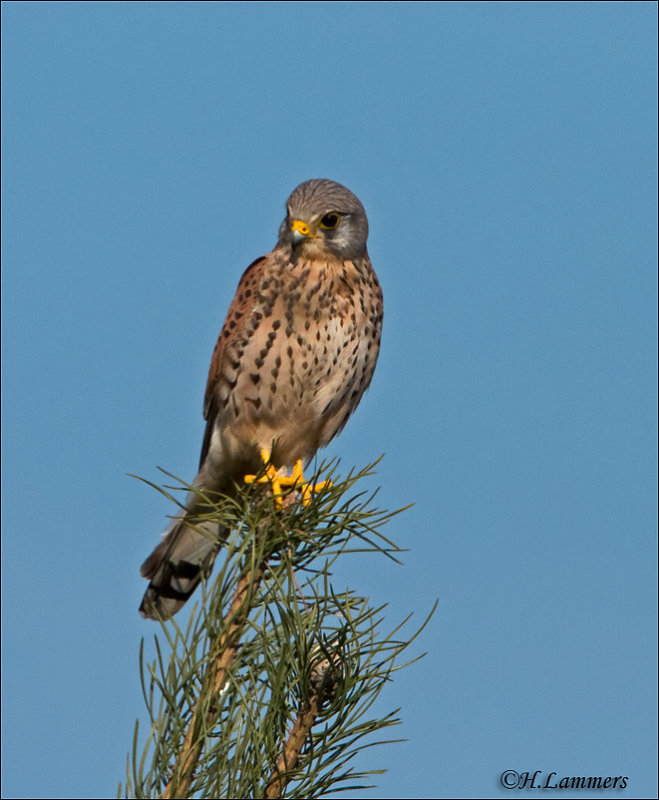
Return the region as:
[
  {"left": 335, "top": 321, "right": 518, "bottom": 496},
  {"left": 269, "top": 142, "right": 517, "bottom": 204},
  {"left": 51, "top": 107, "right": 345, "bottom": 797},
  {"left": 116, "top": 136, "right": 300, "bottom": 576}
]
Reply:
[
  {"left": 121, "top": 459, "right": 434, "bottom": 800},
  {"left": 265, "top": 646, "right": 343, "bottom": 799},
  {"left": 164, "top": 556, "right": 267, "bottom": 798}
]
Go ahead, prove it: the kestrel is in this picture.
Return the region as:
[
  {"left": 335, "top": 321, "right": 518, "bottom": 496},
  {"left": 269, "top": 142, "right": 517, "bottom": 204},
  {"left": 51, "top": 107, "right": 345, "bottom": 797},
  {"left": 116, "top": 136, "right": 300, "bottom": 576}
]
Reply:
[{"left": 140, "top": 179, "right": 383, "bottom": 619}]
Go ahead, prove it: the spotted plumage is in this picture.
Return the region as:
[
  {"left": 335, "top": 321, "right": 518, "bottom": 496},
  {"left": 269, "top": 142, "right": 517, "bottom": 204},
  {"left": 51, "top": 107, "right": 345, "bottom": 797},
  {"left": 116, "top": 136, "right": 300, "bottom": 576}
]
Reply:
[{"left": 140, "top": 179, "right": 383, "bottom": 619}]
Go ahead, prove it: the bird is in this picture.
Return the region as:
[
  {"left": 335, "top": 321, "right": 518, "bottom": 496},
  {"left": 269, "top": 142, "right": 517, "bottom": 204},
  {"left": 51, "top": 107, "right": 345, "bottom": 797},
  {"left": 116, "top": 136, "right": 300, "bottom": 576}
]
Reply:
[{"left": 139, "top": 179, "right": 383, "bottom": 619}]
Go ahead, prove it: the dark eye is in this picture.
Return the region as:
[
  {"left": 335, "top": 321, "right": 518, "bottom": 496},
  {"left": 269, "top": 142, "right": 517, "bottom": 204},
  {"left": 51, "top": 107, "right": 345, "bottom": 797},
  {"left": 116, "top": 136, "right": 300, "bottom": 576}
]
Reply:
[{"left": 319, "top": 212, "right": 341, "bottom": 230}]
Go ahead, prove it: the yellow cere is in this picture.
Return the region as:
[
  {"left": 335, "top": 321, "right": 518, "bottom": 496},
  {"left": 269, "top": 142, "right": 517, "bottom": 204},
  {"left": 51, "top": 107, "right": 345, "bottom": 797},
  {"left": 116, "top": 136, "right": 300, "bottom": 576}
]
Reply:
[{"left": 291, "top": 219, "right": 312, "bottom": 237}]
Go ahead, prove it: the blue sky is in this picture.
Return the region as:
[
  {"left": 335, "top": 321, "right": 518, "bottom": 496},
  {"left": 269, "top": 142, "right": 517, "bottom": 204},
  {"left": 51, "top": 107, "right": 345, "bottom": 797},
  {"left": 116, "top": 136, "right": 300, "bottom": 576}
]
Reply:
[{"left": 1, "top": 2, "right": 657, "bottom": 798}]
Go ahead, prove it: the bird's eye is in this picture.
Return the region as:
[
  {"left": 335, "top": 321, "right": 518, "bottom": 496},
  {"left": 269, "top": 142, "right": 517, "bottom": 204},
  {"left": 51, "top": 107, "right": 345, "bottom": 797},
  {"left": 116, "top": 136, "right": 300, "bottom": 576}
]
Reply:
[{"left": 319, "top": 213, "right": 341, "bottom": 230}]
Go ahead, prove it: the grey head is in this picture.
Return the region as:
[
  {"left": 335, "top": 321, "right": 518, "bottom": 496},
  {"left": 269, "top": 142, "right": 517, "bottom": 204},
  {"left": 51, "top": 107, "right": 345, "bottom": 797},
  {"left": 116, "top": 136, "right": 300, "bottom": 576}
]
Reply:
[{"left": 277, "top": 179, "right": 369, "bottom": 260}]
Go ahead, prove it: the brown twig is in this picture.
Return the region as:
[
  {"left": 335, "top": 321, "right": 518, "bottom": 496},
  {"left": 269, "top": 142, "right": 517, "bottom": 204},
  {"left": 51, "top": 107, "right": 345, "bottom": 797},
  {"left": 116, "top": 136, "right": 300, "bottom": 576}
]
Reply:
[
  {"left": 264, "top": 653, "right": 340, "bottom": 799},
  {"left": 162, "top": 489, "right": 305, "bottom": 798},
  {"left": 162, "top": 558, "right": 266, "bottom": 799},
  {"left": 264, "top": 694, "right": 321, "bottom": 799}
]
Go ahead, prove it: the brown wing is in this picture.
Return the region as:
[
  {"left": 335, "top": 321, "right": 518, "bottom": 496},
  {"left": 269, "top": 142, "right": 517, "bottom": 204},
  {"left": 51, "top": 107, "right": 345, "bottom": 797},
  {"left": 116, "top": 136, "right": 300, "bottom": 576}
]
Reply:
[{"left": 199, "top": 255, "right": 267, "bottom": 467}]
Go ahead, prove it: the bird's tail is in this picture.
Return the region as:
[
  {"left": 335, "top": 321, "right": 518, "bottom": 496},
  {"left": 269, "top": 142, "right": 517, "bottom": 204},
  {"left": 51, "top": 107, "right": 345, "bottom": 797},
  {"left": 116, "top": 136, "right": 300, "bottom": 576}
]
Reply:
[{"left": 139, "top": 516, "right": 226, "bottom": 620}]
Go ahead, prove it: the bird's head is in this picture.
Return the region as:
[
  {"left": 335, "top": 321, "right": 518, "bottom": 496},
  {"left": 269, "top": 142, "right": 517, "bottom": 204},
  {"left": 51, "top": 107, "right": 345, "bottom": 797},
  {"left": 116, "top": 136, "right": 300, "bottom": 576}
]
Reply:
[{"left": 278, "top": 179, "right": 369, "bottom": 260}]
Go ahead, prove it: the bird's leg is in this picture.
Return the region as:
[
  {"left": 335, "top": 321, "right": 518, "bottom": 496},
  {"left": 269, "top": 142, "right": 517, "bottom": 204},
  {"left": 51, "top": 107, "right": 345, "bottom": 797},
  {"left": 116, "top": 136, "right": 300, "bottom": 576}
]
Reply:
[{"left": 244, "top": 448, "right": 331, "bottom": 509}]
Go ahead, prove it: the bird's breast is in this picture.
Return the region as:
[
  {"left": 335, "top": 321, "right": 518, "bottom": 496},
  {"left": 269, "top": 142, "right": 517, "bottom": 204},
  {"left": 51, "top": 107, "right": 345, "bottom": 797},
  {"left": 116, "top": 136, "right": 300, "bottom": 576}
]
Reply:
[{"left": 215, "top": 256, "right": 382, "bottom": 468}]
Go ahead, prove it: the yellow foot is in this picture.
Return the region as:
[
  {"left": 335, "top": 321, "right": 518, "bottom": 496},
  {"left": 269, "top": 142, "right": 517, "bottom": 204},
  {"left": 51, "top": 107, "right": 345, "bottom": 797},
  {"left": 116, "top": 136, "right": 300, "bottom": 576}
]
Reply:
[{"left": 244, "top": 449, "right": 331, "bottom": 509}]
